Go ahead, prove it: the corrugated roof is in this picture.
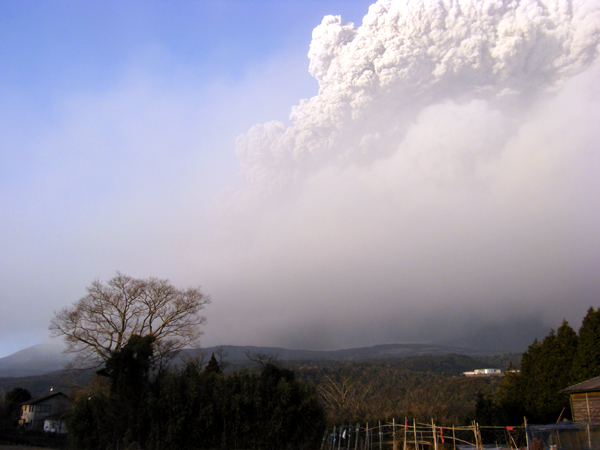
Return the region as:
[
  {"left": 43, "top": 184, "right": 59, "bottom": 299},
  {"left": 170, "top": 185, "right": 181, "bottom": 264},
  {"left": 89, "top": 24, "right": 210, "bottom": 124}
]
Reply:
[
  {"left": 561, "top": 376, "right": 600, "bottom": 394},
  {"left": 20, "top": 391, "right": 70, "bottom": 405}
]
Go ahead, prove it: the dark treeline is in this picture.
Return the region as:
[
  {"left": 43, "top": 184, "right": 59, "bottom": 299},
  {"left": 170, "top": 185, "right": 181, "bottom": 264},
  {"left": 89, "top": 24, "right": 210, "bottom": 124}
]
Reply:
[
  {"left": 477, "top": 306, "right": 600, "bottom": 427},
  {"left": 65, "top": 335, "right": 325, "bottom": 450}
]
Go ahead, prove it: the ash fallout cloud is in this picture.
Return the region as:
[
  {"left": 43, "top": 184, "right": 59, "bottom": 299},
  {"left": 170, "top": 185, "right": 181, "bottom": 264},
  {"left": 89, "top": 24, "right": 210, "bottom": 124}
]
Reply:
[{"left": 201, "top": 0, "right": 600, "bottom": 351}]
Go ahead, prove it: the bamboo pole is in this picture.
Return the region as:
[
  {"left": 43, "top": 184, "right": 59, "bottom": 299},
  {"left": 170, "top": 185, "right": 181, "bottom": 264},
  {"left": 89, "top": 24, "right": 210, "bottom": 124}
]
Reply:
[
  {"left": 348, "top": 424, "right": 351, "bottom": 450},
  {"left": 355, "top": 423, "right": 359, "bottom": 450},
  {"left": 413, "top": 419, "right": 419, "bottom": 450},
  {"left": 524, "top": 417, "right": 529, "bottom": 450},
  {"left": 332, "top": 426, "right": 336, "bottom": 450},
  {"left": 403, "top": 418, "right": 407, "bottom": 450},
  {"left": 588, "top": 423, "right": 592, "bottom": 449},
  {"left": 453, "top": 425, "right": 456, "bottom": 450},
  {"left": 432, "top": 419, "right": 437, "bottom": 450}
]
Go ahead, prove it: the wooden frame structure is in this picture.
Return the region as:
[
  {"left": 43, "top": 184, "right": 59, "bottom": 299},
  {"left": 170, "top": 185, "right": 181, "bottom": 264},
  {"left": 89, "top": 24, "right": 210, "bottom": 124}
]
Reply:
[{"left": 323, "top": 420, "right": 523, "bottom": 449}]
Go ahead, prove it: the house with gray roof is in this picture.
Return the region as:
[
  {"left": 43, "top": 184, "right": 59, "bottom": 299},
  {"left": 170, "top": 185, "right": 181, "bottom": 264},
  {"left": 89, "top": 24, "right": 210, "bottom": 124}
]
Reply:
[{"left": 19, "top": 391, "right": 71, "bottom": 431}]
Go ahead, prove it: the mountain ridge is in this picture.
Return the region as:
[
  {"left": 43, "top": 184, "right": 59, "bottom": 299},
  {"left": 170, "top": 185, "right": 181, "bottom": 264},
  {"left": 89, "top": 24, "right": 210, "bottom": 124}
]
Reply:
[{"left": 0, "top": 341, "right": 490, "bottom": 378}]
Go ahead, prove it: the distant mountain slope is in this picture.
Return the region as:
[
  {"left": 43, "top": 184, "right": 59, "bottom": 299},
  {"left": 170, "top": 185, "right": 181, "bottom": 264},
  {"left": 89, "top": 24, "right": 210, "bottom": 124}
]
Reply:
[
  {"left": 178, "top": 342, "right": 479, "bottom": 366},
  {"left": 0, "top": 341, "right": 496, "bottom": 379},
  {"left": 0, "top": 343, "right": 74, "bottom": 377}
]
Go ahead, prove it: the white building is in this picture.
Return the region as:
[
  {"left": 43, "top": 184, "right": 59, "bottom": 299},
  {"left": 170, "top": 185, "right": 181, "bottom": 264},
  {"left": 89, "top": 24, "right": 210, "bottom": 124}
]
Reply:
[{"left": 463, "top": 368, "right": 502, "bottom": 377}]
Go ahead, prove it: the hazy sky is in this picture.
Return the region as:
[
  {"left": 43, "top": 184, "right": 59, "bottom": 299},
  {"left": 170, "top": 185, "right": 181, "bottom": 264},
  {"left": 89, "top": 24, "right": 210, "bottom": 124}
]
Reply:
[{"left": 2, "top": 0, "right": 599, "bottom": 358}]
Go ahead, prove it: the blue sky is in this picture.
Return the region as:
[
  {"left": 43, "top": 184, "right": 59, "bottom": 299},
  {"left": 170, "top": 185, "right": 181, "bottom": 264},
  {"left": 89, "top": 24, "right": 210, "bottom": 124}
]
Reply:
[
  {"left": 0, "top": 0, "right": 372, "bottom": 357},
  {"left": 2, "top": 0, "right": 599, "bottom": 359}
]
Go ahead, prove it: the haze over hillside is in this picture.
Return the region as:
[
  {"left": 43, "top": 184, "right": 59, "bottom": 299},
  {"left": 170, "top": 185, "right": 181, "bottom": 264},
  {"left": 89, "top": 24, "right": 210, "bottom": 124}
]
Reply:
[
  {"left": 0, "top": 310, "right": 554, "bottom": 378},
  {"left": 0, "top": 336, "right": 533, "bottom": 379},
  {"left": 2, "top": 0, "right": 599, "bottom": 360},
  {"left": 0, "top": 343, "right": 75, "bottom": 378}
]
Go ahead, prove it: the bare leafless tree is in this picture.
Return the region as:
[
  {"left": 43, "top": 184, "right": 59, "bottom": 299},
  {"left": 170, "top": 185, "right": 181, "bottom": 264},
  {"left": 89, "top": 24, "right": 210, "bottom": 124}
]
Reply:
[
  {"left": 245, "top": 350, "right": 278, "bottom": 367},
  {"left": 49, "top": 272, "right": 210, "bottom": 367},
  {"left": 216, "top": 345, "right": 230, "bottom": 371},
  {"left": 317, "top": 370, "right": 372, "bottom": 422}
]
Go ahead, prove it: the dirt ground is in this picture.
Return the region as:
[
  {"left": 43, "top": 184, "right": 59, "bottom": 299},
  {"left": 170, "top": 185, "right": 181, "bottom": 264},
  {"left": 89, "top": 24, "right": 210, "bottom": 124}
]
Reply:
[{"left": 0, "top": 446, "right": 54, "bottom": 450}]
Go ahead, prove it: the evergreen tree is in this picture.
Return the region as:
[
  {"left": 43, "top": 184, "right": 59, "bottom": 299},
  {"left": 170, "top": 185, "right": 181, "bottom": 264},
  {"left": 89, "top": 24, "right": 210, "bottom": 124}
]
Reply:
[
  {"left": 3, "top": 387, "right": 31, "bottom": 423},
  {"left": 495, "top": 362, "right": 523, "bottom": 425},
  {"left": 571, "top": 307, "right": 600, "bottom": 383},
  {"left": 520, "top": 324, "right": 575, "bottom": 422},
  {"left": 519, "top": 337, "right": 544, "bottom": 421},
  {"left": 555, "top": 320, "right": 578, "bottom": 388},
  {"left": 495, "top": 320, "right": 578, "bottom": 424},
  {"left": 536, "top": 322, "right": 576, "bottom": 421},
  {"left": 204, "top": 353, "right": 222, "bottom": 374},
  {"left": 68, "top": 335, "right": 157, "bottom": 450},
  {"left": 66, "top": 393, "right": 110, "bottom": 450},
  {"left": 101, "top": 334, "right": 156, "bottom": 398},
  {"left": 68, "top": 344, "right": 326, "bottom": 450}
]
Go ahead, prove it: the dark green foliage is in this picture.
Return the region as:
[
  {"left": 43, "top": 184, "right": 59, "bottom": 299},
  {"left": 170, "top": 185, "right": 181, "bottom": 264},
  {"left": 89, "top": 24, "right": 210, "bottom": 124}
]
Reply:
[
  {"left": 495, "top": 316, "right": 588, "bottom": 425},
  {"left": 492, "top": 308, "right": 600, "bottom": 426},
  {"left": 475, "top": 391, "right": 496, "bottom": 425},
  {"left": 143, "top": 363, "right": 324, "bottom": 450},
  {"left": 65, "top": 393, "right": 111, "bottom": 450},
  {"left": 67, "top": 334, "right": 157, "bottom": 449},
  {"left": 556, "top": 321, "right": 578, "bottom": 385},
  {"left": 520, "top": 329, "right": 574, "bottom": 423},
  {"left": 399, "top": 353, "right": 491, "bottom": 374},
  {"left": 475, "top": 390, "right": 503, "bottom": 443},
  {"left": 3, "top": 387, "right": 31, "bottom": 422},
  {"left": 571, "top": 307, "right": 600, "bottom": 383},
  {"left": 100, "top": 334, "right": 156, "bottom": 398},
  {"left": 494, "top": 362, "right": 523, "bottom": 424},
  {"left": 203, "top": 352, "right": 222, "bottom": 374},
  {"left": 3, "top": 386, "right": 31, "bottom": 404},
  {"left": 66, "top": 336, "right": 326, "bottom": 450}
]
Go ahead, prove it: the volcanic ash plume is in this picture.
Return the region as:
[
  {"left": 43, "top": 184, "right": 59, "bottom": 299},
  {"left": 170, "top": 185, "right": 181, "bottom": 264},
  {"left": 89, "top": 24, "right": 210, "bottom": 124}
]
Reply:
[
  {"left": 236, "top": 0, "right": 600, "bottom": 191},
  {"left": 212, "top": 0, "right": 600, "bottom": 350}
]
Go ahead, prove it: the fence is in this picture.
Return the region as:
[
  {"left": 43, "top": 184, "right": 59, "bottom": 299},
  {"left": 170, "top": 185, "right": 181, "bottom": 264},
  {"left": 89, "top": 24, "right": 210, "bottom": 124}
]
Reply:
[{"left": 322, "top": 420, "right": 526, "bottom": 450}]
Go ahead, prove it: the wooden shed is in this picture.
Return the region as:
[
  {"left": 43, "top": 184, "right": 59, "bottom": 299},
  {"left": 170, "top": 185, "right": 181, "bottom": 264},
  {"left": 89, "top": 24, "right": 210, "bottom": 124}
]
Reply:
[{"left": 561, "top": 376, "right": 600, "bottom": 422}]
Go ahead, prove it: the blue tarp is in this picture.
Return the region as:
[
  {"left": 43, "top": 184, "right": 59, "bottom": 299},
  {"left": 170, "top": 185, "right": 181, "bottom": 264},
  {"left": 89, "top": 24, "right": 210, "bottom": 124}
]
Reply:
[{"left": 527, "top": 421, "right": 600, "bottom": 450}]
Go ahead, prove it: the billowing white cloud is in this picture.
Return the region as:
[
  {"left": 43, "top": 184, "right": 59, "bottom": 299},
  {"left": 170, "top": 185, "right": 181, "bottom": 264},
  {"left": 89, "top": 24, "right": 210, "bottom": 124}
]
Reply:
[
  {"left": 236, "top": 0, "right": 599, "bottom": 191},
  {"left": 203, "top": 0, "right": 600, "bottom": 350}
]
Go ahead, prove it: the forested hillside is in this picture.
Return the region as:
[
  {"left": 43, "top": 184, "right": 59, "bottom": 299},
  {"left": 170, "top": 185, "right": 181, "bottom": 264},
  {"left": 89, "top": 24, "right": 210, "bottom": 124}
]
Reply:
[{"left": 292, "top": 353, "right": 518, "bottom": 425}]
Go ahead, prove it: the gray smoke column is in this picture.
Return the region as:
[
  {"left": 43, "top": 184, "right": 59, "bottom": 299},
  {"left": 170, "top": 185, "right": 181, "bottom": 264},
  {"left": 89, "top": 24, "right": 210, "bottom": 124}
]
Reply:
[{"left": 207, "top": 0, "right": 600, "bottom": 351}]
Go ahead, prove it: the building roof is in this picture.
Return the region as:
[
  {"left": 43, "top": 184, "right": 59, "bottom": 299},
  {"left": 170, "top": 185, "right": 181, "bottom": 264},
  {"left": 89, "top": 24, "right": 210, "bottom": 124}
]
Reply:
[
  {"left": 561, "top": 376, "right": 600, "bottom": 394},
  {"left": 21, "top": 391, "right": 70, "bottom": 406}
]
